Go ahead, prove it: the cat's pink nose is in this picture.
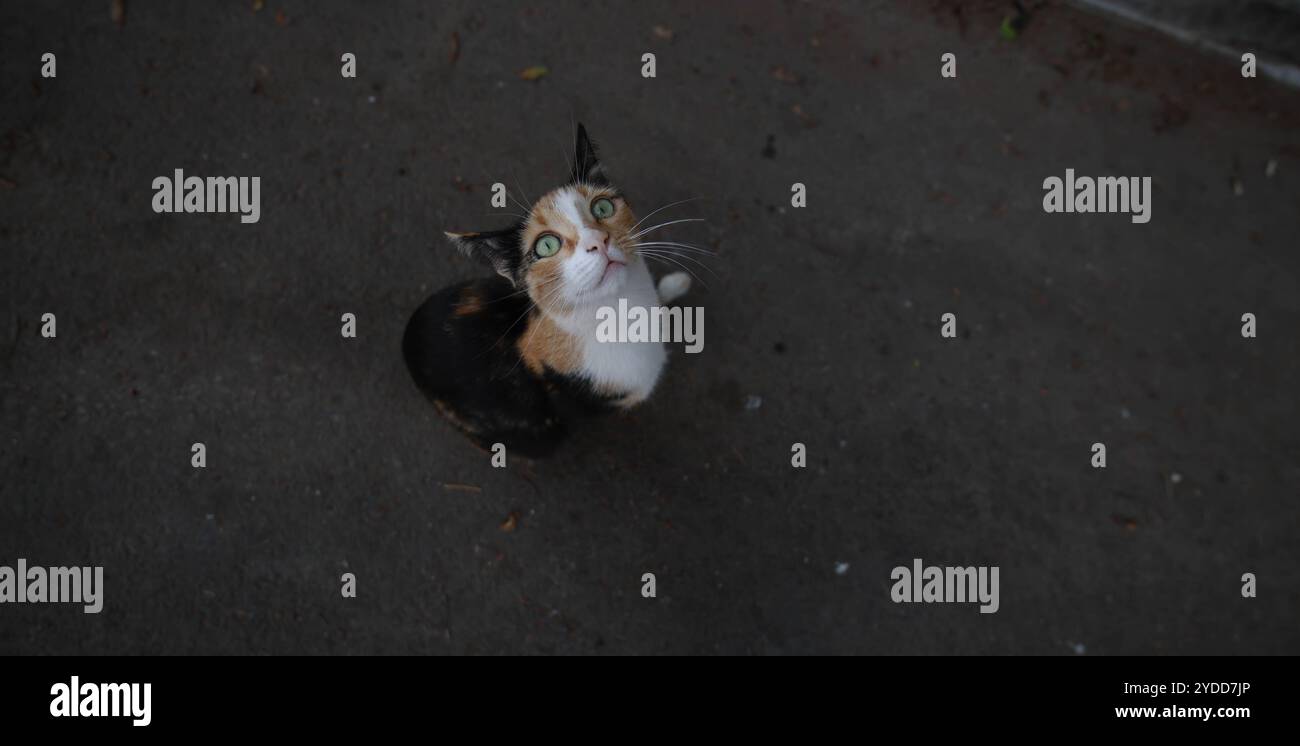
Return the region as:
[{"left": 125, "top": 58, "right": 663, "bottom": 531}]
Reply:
[{"left": 585, "top": 232, "right": 609, "bottom": 254}]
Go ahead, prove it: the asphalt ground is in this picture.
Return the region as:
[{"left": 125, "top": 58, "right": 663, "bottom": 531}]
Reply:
[{"left": 1, "top": 0, "right": 1297, "bottom": 654}]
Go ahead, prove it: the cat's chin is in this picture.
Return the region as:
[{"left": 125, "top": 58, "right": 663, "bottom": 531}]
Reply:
[
  {"left": 576, "top": 272, "right": 628, "bottom": 304},
  {"left": 595, "top": 260, "right": 627, "bottom": 293}
]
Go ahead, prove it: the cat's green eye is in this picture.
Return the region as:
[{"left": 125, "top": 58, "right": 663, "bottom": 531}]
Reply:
[
  {"left": 591, "top": 198, "right": 615, "bottom": 220},
  {"left": 534, "top": 234, "right": 562, "bottom": 258}
]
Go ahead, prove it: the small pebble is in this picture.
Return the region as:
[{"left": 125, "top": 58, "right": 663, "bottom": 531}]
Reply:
[
  {"left": 744, "top": 395, "right": 762, "bottom": 411},
  {"left": 834, "top": 562, "right": 850, "bottom": 576}
]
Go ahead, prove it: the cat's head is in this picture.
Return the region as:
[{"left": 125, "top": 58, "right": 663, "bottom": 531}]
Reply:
[{"left": 446, "top": 124, "right": 640, "bottom": 312}]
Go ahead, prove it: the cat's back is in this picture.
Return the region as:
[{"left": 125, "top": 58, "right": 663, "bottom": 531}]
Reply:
[{"left": 402, "top": 277, "right": 530, "bottom": 399}]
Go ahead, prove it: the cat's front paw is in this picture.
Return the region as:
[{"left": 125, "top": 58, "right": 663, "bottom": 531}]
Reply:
[{"left": 656, "top": 271, "right": 691, "bottom": 304}]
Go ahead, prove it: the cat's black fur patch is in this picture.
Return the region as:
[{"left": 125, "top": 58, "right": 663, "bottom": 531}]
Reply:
[
  {"left": 446, "top": 225, "right": 528, "bottom": 285},
  {"left": 543, "top": 370, "right": 624, "bottom": 415},
  {"left": 402, "top": 278, "right": 565, "bottom": 457}
]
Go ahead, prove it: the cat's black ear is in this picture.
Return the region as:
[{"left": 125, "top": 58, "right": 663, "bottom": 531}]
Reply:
[
  {"left": 569, "top": 123, "right": 609, "bottom": 186},
  {"left": 445, "top": 226, "right": 524, "bottom": 284}
]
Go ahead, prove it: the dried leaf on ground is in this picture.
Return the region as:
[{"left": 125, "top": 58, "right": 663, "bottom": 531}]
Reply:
[
  {"left": 770, "top": 65, "right": 800, "bottom": 84},
  {"left": 500, "top": 512, "right": 520, "bottom": 532},
  {"left": 519, "top": 65, "right": 549, "bottom": 81}
]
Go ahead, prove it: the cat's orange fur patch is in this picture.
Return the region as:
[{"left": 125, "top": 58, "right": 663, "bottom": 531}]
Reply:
[
  {"left": 524, "top": 253, "right": 568, "bottom": 313},
  {"left": 517, "top": 312, "right": 581, "bottom": 375},
  {"left": 452, "top": 286, "right": 484, "bottom": 316}
]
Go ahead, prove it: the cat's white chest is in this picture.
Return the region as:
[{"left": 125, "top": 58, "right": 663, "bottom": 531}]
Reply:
[
  {"left": 568, "top": 263, "right": 667, "bottom": 405},
  {"left": 579, "top": 325, "right": 666, "bottom": 405}
]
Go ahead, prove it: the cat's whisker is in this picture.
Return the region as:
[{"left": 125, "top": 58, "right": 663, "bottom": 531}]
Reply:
[
  {"left": 479, "top": 297, "right": 535, "bottom": 362},
  {"left": 559, "top": 142, "right": 573, "bottom": 176},
  {"left": 637, "top": 248, "right": 718, "bottom": 277},
  {"left": 506, "top": 189, "right": 532, "bottom": 216},
  {"left": 471, "top": 163, "right": 531, "bottom": 217},
  {"left": 484, "top": 212, "right": 530, "bottom": 222},
  {"left": 480, "top": 278, "right": 567, "bottom": 361},
  {"left": 512, "top": 174, "right": 534, "bottom": 209},
  {"left": 633, "top": 240, "right": 720, "bottom": 269},
  {"left": 634, "top": 249, "right": 719, "bottom": 275},
  {"left": 561, "top": 111, "right": 577, "bottom": 176},
  {"left": 636, "top": 250, "right": 712, "bottom": 289},
  {"left": 487, "top": 277, "right": 571, "bottom": 369},
  {"left": 627, "top": 198, "right": 704, "bottom": 235},
  {"left": 629, "top": 218, "right": 707, "bottom": 241},
  {"left": 640, "top": 256, "right": 709, "bottom": 292},
  {"left": 501, "top": 280, "right": 570, "bottom": 378},
  {"left": 530, "top": 277, "right": 571, "bottom": 317},
  {"left": 630, "top": 241, "right": 718, "bottom": 256},
  {"left": 478, "top": 285, "right": 534, "bottom": 305}
]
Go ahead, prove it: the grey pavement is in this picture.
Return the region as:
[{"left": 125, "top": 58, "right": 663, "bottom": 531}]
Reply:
[{"left": 1, "top": 0, "right": 1297, "bottom": 654}]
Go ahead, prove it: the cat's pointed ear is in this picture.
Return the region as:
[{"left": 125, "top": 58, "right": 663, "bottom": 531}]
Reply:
[
  {"left": 445, "top": 226, "right": 524, "bottom": 285},
  {"left": 569, "top": 123, "right": 609, "bottom": 186}
]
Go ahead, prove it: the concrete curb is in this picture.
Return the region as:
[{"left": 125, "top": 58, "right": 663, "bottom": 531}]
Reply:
[{"left": 1067, "top": 0, "right": 1300, "bottom": 88}]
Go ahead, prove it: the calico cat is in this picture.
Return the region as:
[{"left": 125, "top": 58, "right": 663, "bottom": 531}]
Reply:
[{"left": 403, "top": 124, "right": 693, "bottom": 457}]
